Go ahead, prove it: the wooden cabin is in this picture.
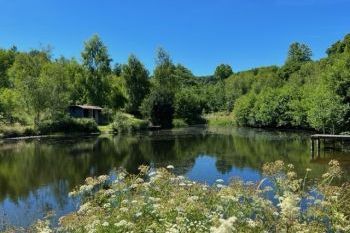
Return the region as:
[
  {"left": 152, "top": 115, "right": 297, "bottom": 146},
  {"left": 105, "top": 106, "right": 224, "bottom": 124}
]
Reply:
[{"left": 69, "top": 105, "right": 102, "bottom": 124}]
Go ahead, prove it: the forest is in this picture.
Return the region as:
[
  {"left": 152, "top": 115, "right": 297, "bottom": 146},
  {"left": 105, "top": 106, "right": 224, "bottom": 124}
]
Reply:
[{"left": 1, "top": 33, "right": 350, "bottom": 136}]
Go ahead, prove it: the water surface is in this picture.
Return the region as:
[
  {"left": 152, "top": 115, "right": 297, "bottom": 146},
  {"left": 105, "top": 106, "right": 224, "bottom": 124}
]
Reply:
[{"left": 1, "top": 126, "right": 350, "bottom": 229}]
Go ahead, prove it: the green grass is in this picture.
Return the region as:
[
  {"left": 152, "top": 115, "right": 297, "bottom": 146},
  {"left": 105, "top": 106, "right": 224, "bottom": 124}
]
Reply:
[{"left": 204, "top": 112, "right": 236, "bottom": 126}]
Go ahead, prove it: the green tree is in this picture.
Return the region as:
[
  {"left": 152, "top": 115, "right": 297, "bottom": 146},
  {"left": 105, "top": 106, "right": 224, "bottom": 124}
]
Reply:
[
  {"left": 122, "top": 55, "right": 150, "bottom": 115},
  {"left": 175, "top": 87, "right": 203, "bottom": 124},
  {"left": 81, "top": 34, "right": 112, "bottom": 106},
  {"left": 39, "top": 60, "right": 72, "bottom": 119},
  {"left": 0, "top": 47, "right": 17, "bottom": 88},
  {"left": 153, "top": 48, "right": 177, "bottom": 91},
  {"left": 8, "top": 50, "right": 50, "bottom": 125},
  {"left": 214, "top": 64, "right": 233, "bottom": 80},
  {"left": 279, "top": 42, "right": 313, "bottom": 79},
  {"left": 141, "top": 88, "right": 175, "bottom": 128},
  {"left": 306, "top": 84, "right": 348, "bottom": 134}
]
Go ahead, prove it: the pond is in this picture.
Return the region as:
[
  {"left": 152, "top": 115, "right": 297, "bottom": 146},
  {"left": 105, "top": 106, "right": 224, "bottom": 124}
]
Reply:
[{"left": 1, "top": 126, "right": 350, "bottom": 229}]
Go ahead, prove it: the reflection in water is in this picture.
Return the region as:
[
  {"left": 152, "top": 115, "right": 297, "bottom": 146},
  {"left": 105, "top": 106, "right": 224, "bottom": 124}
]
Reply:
[{"left": 0, "top": 126, "right": 350, "bottom": 228}]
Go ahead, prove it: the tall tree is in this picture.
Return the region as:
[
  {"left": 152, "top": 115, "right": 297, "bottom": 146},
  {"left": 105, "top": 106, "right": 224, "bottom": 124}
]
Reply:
[
  {"left": 0, "top": 46, "right": 17, "bottom": 88},
  {"left": 8, "top": 50, "right": 50, "bottom": 125},
  {"left": 214, "top": 64, "right": 233, "bottom": 80},
  {"left": 153, "top": 48, "right": 177, "bottom": 91},
  {"left": 279, "top": 42, "right": 313, "bottom": 79},
  {"left": 122, "top": 55, "right": 150, "bottom": 115},
  {"left": 81, "top": 34, "right": 112, "bottom": 106},
  {"left": 286, "top": 42, "right": 312, "bottom": 64}
]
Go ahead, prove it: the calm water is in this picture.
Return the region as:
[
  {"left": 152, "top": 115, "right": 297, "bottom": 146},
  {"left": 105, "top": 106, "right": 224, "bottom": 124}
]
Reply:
[{"left": 1, "top": 126, "right": 350, "bottom": 229}]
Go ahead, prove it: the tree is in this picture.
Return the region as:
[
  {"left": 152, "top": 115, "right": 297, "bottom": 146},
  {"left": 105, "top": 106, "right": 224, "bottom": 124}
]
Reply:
[
  {"left": 108, "top": 74, "right": 127, "bottom": 110},
  {"left": 286, "top": 42, "right": 312, "bottom": 64},
  {"left": 39, "top": 60, "right": 72, "bottom": 119},
  {"left": 175, "top": 87, "right": 203, "bottom": 124},
  {"left": 279, "top": 42, "right": 313, "bottom": 79},
  {"left": 122, "top": 55, "right": 150, "bottom": 115},
  {"left": 214, "top": 64, "right": 233, "bottom": 80},
  {"left": 141, "top": 88, "right": 175, "bottom": 128},
  {"left": 81, "top": 34, "right": 112, "bottom": 106},
  {"left": 153, "top": 48, "right": 177, "bottom": 91},
  {"left": 8, "top": 50, "right": 50, "bottom": 125},
  {"left": 306, "top": 84, "right": 348, "bottom": 134},
  {"left": 0, "top": 47, "right": 17, "bottom": 88}
]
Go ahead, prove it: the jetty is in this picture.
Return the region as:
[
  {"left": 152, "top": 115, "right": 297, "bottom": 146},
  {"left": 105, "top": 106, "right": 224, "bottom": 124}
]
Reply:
[{"left": 311, "top": 134, "right": 350, "bottom": 157}]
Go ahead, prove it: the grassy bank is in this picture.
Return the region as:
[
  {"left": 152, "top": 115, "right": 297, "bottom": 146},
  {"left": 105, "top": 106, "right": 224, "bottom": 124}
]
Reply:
[
  {"left": 205, "top": 112, "right": 236, "bottom": 127},
  {"left": 0, "top": 123, "right": 36, "bottom": 139},
  {"left": 21, "top": 160, "right": 349, "bottom": 233},
  {"left": 0, "top": 118, "right": 99, "bottom": 139}
]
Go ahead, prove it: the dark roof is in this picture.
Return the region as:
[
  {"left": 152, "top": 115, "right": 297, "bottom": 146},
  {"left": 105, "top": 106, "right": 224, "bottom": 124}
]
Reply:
[{"left": 70, "top": 105, "right": 103, "bottom": 110}]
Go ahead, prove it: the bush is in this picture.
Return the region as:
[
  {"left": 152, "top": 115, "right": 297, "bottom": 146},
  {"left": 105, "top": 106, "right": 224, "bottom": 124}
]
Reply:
[
  {"left": 141, "top": 89, "right": 175, "bottom": 128},
  {"left": 172, "top": 118, "right": 188, "bottom": 128},
  {"left": 205, "top": 112, "right": 235, "bottom": 126},
  {"left": 111, "top": 112, "right": 148, "bottom": 134},
  {"left": 0, "top": 123, "right": 36, "bottom": 138},
  {"left": 38, "top": 117, "right": 99, "bottom": 134},
  {"left": 175, "top": 88, "right": 204, "bottom": 125}
]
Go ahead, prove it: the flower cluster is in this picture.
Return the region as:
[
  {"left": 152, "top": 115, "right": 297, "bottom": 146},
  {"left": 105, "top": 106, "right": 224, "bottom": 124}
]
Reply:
[{"left": 55, "top": 161, "right": 350, "bottom": 233}]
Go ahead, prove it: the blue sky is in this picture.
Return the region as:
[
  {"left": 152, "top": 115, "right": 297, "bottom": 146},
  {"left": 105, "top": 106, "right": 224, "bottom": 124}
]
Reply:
[{"left": 0, "top": 0, "right": 349, "bottom": 75}]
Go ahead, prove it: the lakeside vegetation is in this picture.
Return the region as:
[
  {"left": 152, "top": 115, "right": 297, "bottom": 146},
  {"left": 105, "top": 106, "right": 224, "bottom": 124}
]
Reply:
[
  {"left": 1, "top": 33, "right": 350, "bottom": 137},
  {"left": 12, "top": 160, "right": 349, "bottom": 232}
]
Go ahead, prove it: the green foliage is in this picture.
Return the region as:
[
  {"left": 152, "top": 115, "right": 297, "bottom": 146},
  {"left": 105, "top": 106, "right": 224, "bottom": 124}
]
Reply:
[
  {"left": 58, "top": 161, "right": 350, "bottom": 233},
  {"left": 153, "top": 48, "right": 177, "bottom": 92},
  {"left": 234, "top": 92, "right": 256, "bottom": 126},
  {"left": 205, "top": 112, "right": 235, "bottom": 126},
  {"left": 172, "top": 118, "right": 188, "bottom": 128},
  {"left": 38, "top": 117, "right": 99, "bottom": 134},
  {"left": 111, "top": 112, "right": 148, "bottom": 133},
  {"left": 1, "top": 33, "right": 350, "bottom": 134},
  {"left": 8, "top": 50, "right": 50, "bottom": 125},
  {"left": 0, "top": 46, "right": 17, "bottom": 88},
  {"left": 214, "top": 64, "right": 233, "bottom": 80},
  {"left": 279, "top": 42, "right": 313, "bottom": 79},
  {"left": 141, "top": 88, "right": 175, "bottom": 128},
  {"left": 174, "top": 87, "right": 204, "bottom": 124},
  {"left": 0, "top": 123, "right": 36, "bottom": 138},
  {"left": 122, "top": 55, "right": 150, "bottom": 115},
  {"left": 81, "top": 34, "right": 112, "bottom": 106},
  {"left": 305, "top": 84, "right": 349, "bottom": 134},
  {"left": 286, "top": 42, "right": 312, "bottom": 64}
]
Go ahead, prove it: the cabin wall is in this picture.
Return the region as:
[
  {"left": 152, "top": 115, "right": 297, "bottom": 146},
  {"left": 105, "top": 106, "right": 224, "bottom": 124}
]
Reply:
[{"left": 68, "top": 107, "right": 102, "bottom": 124}]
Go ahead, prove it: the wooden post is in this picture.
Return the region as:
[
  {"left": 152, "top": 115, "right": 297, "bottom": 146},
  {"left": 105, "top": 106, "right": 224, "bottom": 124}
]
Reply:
[
  {"left": 317, "top": 138, "right": 321, "bottom": 157},
  {"left": 311, "top": 138, "right": 315, "bottom": 159}
]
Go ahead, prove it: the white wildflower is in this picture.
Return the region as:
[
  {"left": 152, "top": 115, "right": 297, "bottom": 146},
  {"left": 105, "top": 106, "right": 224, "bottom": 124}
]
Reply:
[
  {"left": 102, "top": 221, "right": 109, "bottom": 227},
  {"left": 210, "top": 216, "right": 237, "bottom": 233}
]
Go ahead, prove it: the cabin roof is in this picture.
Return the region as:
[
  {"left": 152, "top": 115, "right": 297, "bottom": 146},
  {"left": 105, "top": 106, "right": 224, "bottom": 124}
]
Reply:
[{"left": 70, "top": 105, "right": 103, "bottom": 110}]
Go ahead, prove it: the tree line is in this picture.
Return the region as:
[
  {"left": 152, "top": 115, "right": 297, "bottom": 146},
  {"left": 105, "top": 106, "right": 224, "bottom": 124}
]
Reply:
[{"left": 1, "top": 33, "right": 350, "bottom": 133}]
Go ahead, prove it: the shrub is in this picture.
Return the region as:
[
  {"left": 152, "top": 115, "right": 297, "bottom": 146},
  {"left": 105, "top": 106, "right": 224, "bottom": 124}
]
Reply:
[
  {"left": 205, "top": 112, "right": 235, "bottom": 126},
  {"left": 0, "top": 123, "right": 36, "bottom": 138},
  {"left": 111, "top": 112, "right": 148, "bottom": 134},
  {"left": 175, "top": 88, "right": 204, "bottom": 125},
  {"left": 38, "top": 117, "right": 99, "bottom": 134},
  {"left": 59, "top": 160, "right": 350, "bottom": 233},
  {"left": 172, "top": 118, "right": 188, "bottom": 128},
  {"left": 141, "top": 89, "right": 175, "bottom": 128}
]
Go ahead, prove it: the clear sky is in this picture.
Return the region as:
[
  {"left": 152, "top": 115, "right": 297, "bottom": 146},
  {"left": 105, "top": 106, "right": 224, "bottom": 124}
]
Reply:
[{"left": 0, "top": 0, "right": 349, "bottom": 75}]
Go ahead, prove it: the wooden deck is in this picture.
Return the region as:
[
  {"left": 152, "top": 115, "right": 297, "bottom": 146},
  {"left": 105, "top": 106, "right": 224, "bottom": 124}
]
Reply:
[
  {"left": 311, "top": 134, "right": 350, "bottom": 157},
  {"left": 311, "top": 134, "right": 350, "bottom": 139}
]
